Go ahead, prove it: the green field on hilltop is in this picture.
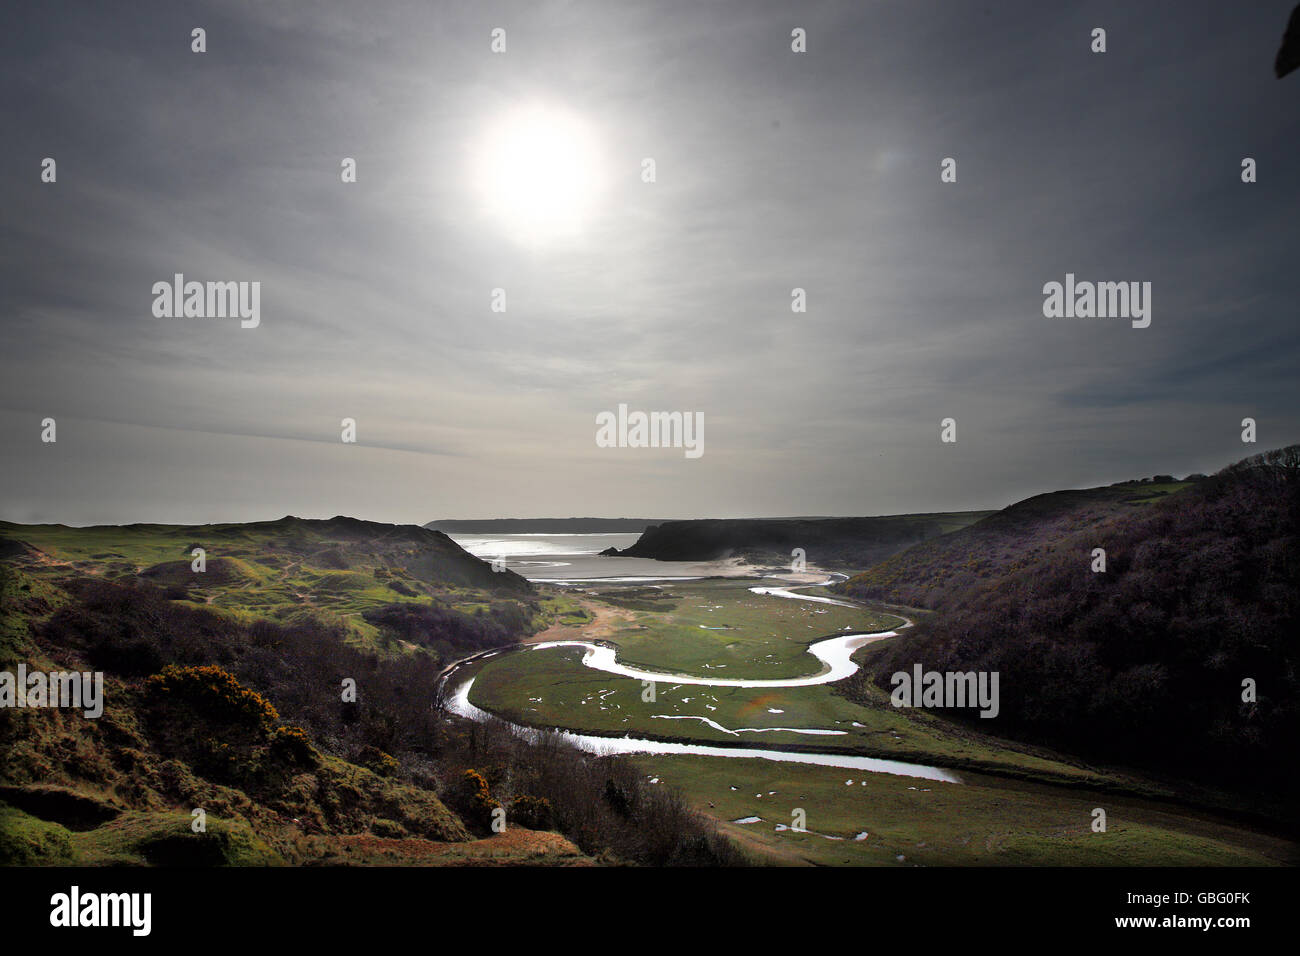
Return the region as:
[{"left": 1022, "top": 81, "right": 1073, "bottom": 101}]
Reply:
[
  {"left": 0, "top": 519, "right": 630, "bottom": 867},
  {"left": 631, "top": 755, "right": 1293, "bottom": 867},
  {"left": 0, "top": 517, "right": 529, "bottom": 654}
]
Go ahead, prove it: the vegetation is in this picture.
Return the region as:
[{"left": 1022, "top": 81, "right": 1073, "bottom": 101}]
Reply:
[
  {"left": 553, "top": 578, "right": 902, "bottom": 678},
  {"left": 847, "top": 447, "right": 1300, "bottom": 811},
  {"left": 3, "top": 448, "right": 1295, "bottom": 866},
  {"left": 836, "top": 483, "right": 1190, "bottom": 609},
  {"left": 608, "top": 513, "right": 992, "bottom": 569},
  {"left": 634, "top": 754, "right": 1293, "bottom": 867},
  {"left": 0, "top": 517, "right": 739, "bottom": 866}
]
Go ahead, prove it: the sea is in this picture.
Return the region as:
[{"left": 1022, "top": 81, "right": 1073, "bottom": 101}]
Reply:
[{"left": 443, "top": 531, "right": 744, "bottom": 583}]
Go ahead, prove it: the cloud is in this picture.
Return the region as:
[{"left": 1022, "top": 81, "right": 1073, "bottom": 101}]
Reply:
[{"left": 1, "top": 0, "right": 1297, "bottom": 523}]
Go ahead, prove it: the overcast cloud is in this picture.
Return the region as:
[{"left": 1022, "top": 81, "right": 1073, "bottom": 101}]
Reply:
[{"left": 2, "top": 0, "right": 1297, "bottom": 525}]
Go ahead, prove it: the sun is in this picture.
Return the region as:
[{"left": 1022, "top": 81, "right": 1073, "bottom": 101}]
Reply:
[{"left": 470, "top": 102, "right": 607, "bottom": 244}]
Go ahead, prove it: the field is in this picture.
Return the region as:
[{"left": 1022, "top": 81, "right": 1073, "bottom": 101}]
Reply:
[
  {"left": 473, "top": 582, "right": 1128, "bottom": 783},
  {"left": 556, "top": 578, "right": 903, "bottom": 676},
  {"left": 630, "top": 755, "right": 1292, "bottom": 867},
  {"left": 466, "top": 578, "right": 1299, "bottom": 866},
  {"left": 0, "top": 517, "right": 528, "bottom": 654}
]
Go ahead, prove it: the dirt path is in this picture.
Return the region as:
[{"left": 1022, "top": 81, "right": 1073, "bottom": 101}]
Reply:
[{"left": 522, "top": 594, "right": 637, "bottom": 645}]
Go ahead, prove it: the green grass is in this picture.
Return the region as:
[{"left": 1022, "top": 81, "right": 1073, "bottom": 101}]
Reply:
[
  {"left": 71, "top": 810, "right": 285, "bottom": 866},
  {"left": 471, "top": 580, "right": 1107, "bottom": 782},
  {"left": 532, "top": 591, "right": 596, "bottom": 627},
  {"left": 573, "top": 579, "right": 903, "bottom": 678},
  {"left": 1124, "top": 481, "right": 1192, "bottom": 504},
  {"left": 470, "top": 640, "right": 1134, "bottom": 786},
  {"left": 633, "top": 755, "right": 1293, "bottom": 867},
  {"left": 0, "top": 518, "right": 527, "bottom": 657},
  {"left": 465, "top": 570, "right": 1298, "bottom": 867},
  {"left": 467, "top": 580, "right": 1300, "bottom": 865},
  {"left": 0, "top": 802, "right": 75, "bottom": 864}
]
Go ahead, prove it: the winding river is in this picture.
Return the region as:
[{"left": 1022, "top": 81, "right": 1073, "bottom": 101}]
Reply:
[{"left": 443, "top": 579, "right": 961, "bottom": 784}]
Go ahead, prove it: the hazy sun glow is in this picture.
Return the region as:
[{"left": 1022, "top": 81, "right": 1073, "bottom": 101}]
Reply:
[{"left": 471, "top": 103, "right": 607, "bottom": 243}]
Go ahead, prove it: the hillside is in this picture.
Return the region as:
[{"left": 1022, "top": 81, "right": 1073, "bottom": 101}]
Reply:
[
  {"left": 0, "top": 515, "right": 535, "bottom": 653},
  {"left": 3, "top": 514, "right": 530, "bottom": 595},
  {"left": 605, "top": 513, "right": 992, "bottom": 570},
  {"left": 836, "top": 481, "right": 1194, "bottom": 608},
  {"left": 0, "top": 516, "right": 736, "bottom": 866},
  {"left": 843, "top": 447, "right": 1300, "bottom": 808}
]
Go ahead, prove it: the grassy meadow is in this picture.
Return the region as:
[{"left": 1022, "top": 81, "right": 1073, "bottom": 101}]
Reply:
[
  {"left": 466, "top": 578, "right": 1298, "bottom": 866},
  {"left": 631, "top": 755, "right": 1292, "bottom": 867},
  {"left": 545, "top": 578, "right": 903, "bottom": 677}
]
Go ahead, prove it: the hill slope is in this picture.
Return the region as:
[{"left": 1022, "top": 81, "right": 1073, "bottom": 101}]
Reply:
[
  {"left": 843, "top": 448, "right": 1300, "bottom": 808},
  {"left": 425, "top": 518, "right": 664, "bottom": 533},
  {"left": 607, "top": 513, "right": 992, "bottom": 570},
  {"left": 0, "top": 516, "right": 736, "bottom": 866},
  {"left": 836, "top": 482, "right": 1192, "bottom": 608},
  {"left": 2, "top": 514, "right": 530, "bottom": 594}
]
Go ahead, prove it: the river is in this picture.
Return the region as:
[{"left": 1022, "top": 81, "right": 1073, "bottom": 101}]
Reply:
[{"left": 441, "top": 574, "right": 961, "bottom": 784}]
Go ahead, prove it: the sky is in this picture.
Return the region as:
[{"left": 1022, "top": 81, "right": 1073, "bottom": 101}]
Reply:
[{"left": 2, "top": 0, "right": 1297, "bottom": 526}]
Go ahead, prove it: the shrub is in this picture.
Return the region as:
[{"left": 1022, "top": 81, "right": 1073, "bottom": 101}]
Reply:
[
  {"left": 144, "top": 665, "right": 279, "bottom": 734},
  {"left": 270, "top": 725, "right": 319, "bottom": 768},
  {"left": 357, "top": 745, "right": 398, "bottom": 777},
  {"left": 459, "top": 769, "right": 500, "bottom": 828},
  {"left": 510, "top": 794, "right": 553, "bottom": 830},
  {"left": 370, "top": 818, "right": 407, "bottom": 838},
  {"left": 603, "top": 778, "right": 632, "bottom": 818}
]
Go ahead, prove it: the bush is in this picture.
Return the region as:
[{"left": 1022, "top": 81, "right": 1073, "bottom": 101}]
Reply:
[
  {"left": 144, "top": 665, "right": 279, "bottom": 735},
  {"left": 370, "top": 818, "right": 408, "bottom": 838},
  {"left": 356, "top": 745, "right": 398, "bottom": 777},
  {"left": 270, "top": 725, "right": 319, "bottom": 768},
  {"left": 603, "top": 778, "right": 632, "bottom": 818},
  {"left": 510, "top": 794, "right": 553, "bottom": 830},
  {"left": 459, "top": 769, "right": 500, "bottom": 829}
]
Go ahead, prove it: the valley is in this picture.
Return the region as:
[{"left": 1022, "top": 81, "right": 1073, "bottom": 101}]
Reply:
[
  {"left": 453, "top": 575, "right": 1297, "bottom": 866},
  {"left": 2, "top": 449, "right": 1297, "bottom": 868}
]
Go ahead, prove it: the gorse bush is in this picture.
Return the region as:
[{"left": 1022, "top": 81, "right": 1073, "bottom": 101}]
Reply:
[
  {"left": 21, "top": 562, "right": 741, "bottom": 864},
  {"left": 461, "top": 768, "right": 489, "bottom": 795},
  {"left": 510, "top": 794, "right": 553, "bottom": 830},
  {"left": 356, "top": 745, "right": 399, "bottom": 777},
  {"left": 459, "top": 768, "right": 500, "bottom": 829},
  {"left": 269, "top": 724, "right": 319, "bottom": 768},
  {"left": 145, "top": 664, "right": 279, "bottom": 734}
]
